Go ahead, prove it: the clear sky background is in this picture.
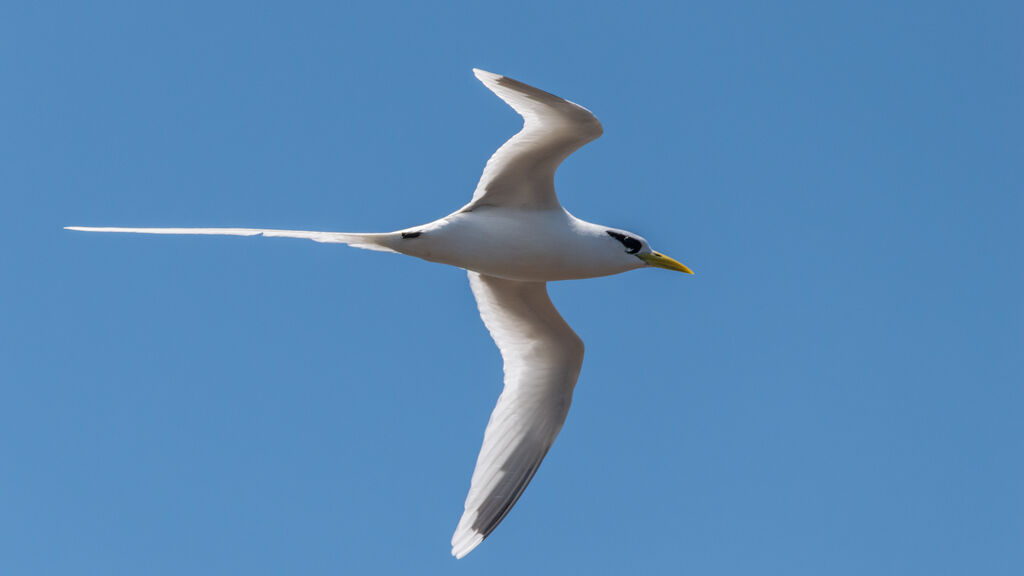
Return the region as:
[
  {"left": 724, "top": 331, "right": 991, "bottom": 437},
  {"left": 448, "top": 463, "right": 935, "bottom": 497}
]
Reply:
[{"left": 3, "top": 1, "right": 1022, "bottom": 574}]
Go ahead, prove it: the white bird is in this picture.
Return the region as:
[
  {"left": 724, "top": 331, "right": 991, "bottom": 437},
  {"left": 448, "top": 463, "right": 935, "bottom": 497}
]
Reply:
[{"left": 67, "top": 69, "right": 693, "bottom": 558}]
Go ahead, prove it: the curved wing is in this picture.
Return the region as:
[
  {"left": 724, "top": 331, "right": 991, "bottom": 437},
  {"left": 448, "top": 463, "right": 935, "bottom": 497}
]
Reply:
[
  {"left": 465, "top": 69, "right": 603, "bottom": 211},
  {"left": 452, "top": 272, "right": 585, "bottom": 558},
  {"left": 64, "top": 226, "right": 396, "bottom": 252}
]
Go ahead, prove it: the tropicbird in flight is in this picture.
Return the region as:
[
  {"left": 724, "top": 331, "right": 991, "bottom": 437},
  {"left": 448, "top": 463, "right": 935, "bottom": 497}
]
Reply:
[{"left": 67, "top": 69, "right": 693, "bottom": 558}]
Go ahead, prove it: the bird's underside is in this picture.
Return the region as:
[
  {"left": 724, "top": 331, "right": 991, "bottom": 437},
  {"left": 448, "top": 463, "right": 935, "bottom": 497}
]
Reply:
[{"left": 66, "top": 69, "right": 691, "bottom": 558}]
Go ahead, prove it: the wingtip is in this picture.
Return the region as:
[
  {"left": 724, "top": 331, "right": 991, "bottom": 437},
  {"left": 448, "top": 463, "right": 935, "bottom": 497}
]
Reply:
[
  {"left": 473, "top": 68, "right": 501, "bottom": 82},
  {"left": 451, "top": 530, "right": 484, "bottom": 560}
]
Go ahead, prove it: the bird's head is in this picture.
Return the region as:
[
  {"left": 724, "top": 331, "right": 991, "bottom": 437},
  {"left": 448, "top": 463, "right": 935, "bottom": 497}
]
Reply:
[{"left": 605, "top": 229, "right": 693, "bottom": 274}]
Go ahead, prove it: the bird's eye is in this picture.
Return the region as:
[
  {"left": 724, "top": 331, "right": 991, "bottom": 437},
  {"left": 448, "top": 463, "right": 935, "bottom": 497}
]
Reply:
[{"left": 606, "top": 231, "right": 642, "bottom": 254}]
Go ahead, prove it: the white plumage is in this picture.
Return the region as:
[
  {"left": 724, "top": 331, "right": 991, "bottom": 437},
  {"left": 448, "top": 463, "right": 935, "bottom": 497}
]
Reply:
[
  {"left": 451, "top": 272, "right": 584, "bottom": 558},
  {"left": 67, "top": 69, "right": 692, "bottom": 558}
]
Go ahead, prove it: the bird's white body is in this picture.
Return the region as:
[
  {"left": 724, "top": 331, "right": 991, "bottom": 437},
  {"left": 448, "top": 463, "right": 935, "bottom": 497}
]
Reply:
[
  {"left": 66, "top": 68, "right": 691, "bottom": 559},
  {"left": 393, "top": 207, "right": 646, "bottom": 281}
]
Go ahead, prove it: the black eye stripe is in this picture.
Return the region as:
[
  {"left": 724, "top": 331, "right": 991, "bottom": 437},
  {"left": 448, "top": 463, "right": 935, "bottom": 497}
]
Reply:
[{"left": 606, "top": 231, "right": 642, "bottom": 254}]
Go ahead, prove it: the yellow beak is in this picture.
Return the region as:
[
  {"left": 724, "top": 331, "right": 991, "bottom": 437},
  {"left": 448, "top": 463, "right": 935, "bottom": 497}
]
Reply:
[{"left": 638, "top": 251, "right": 693, "bottom": 274}]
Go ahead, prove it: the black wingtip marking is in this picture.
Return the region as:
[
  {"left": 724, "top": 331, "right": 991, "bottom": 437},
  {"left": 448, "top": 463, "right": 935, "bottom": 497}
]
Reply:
[{"left": 401, "top": 231, "right": 422, "bottom": 239}]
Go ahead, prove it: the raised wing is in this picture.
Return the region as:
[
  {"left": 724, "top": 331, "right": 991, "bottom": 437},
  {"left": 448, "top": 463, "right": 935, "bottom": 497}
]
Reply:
[
  {"left": 452, "top": 272, "right": 585, "bottom": 558},
  {"left": 64, "top": 226, "right": 396, "bottom": 252},
  {"left": 465, "top": 69, "right": 603, "bottom": 211}
]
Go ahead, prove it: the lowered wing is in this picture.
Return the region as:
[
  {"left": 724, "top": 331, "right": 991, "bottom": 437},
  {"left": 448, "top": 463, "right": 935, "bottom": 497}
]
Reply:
[{"left": 452, "top": 272, "right": 585, "bottom": 558}]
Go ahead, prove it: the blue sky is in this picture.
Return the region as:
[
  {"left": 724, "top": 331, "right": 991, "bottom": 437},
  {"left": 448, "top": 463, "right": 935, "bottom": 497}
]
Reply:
[{"left": 3, "top": 1, "right": 1022, "bottom": 574}]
